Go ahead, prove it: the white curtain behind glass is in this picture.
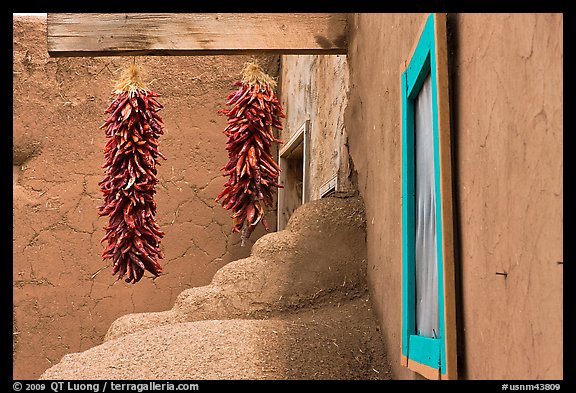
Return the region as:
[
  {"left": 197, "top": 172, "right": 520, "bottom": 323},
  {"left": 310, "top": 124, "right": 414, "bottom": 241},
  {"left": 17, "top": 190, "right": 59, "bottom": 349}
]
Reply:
[{"left": 414, "top": 74, "right": 439, "bottom": 339}]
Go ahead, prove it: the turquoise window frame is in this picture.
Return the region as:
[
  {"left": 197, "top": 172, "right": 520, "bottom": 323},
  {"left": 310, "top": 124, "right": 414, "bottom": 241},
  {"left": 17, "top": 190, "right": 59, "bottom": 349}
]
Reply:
[{"left": 401, "top": 13, "right": 447, "bottom": 376}]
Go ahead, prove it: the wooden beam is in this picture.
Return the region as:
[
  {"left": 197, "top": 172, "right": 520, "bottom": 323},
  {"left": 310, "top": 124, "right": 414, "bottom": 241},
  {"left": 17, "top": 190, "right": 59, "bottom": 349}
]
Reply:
[{"left": 47, "top": 13, "right": 348, "bottom": 57}]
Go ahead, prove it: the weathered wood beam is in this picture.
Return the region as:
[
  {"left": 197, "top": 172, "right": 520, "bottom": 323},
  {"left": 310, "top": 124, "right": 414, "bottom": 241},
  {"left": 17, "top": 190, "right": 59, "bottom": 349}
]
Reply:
[{"left": 47, "top": 13, "right": 348, "bottom": 57}]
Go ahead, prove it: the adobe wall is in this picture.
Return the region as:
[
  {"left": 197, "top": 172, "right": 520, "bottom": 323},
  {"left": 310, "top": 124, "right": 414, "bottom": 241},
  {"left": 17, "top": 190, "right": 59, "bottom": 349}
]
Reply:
[
  {"left": 279, "top": 55, "right": 355, "bottom": 204},
  {"left": 444, "top": 13, "right": 563, "bottom": 379},
  {"left": 13, "top": 17, "right": 278, "bottom": 379},
  {"left": 280, "top": 13, "right": 563, "bottom": 379},
  {"left": 345, "top": 13, "right": 563, "bottom": 379}
]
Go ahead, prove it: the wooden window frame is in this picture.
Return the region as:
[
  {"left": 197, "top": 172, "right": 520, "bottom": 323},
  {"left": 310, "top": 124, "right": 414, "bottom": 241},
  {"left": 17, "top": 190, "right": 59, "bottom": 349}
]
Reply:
[
  {"left": 277, "top": 120, "right": 310, "bottom": 231},
  {"left": 400, "top": 13, "right": 457, "bottom": 380}
]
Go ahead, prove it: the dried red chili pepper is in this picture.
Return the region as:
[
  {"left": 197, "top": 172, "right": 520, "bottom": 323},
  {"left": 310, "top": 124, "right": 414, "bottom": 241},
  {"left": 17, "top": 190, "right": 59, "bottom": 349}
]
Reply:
[
  {"left": 98, "top": 63, "right": 166, "bottom": 283},
  {"left": 216, "top": 62, "right": 285, "bottom": 245}
]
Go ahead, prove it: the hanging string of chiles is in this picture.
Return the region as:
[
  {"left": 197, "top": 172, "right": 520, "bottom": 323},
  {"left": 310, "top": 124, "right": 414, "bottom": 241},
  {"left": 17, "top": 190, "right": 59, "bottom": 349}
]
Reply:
[
  {"left": 216, "top": 61, "right": 286, "bottom": 246},
  {"left": 97, "top": 62, "right": 166, "bottom": 283}
]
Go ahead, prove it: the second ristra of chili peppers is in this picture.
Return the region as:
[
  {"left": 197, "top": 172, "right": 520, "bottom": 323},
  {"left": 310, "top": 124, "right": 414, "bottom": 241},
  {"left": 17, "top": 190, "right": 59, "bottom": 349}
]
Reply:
[{"left": 216, "top": 62, "right": 286, "bottom": 245}]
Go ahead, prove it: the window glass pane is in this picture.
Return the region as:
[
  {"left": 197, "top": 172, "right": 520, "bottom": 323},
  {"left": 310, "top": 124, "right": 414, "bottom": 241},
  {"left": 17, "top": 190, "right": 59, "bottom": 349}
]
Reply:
[{"left": 414, "top": 74, "right": 439, "bottom": 339}]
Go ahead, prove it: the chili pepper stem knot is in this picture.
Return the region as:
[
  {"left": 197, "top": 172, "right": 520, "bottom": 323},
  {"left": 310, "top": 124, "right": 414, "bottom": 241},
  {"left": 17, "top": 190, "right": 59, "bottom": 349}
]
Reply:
[
  {"left": 113, "top": 63, "right": 149, "bottom": 96},
  {"left": 241, "top": 61, "right": 277, "bottom": 89}
]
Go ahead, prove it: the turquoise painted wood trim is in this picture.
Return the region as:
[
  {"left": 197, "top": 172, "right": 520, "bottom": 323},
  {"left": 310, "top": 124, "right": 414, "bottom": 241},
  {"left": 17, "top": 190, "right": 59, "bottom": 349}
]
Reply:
[
  {"left": 401, "top": 13, "right": 448, "bottom": 374},
  {"left": 406, "top": 15, "right": 434, "bottom": 99},
  {"left": 408, "top": 335, "right": 441, "bottom": 369},
  {"left": 402, "top": 73, "right": 415, "bottom": 198},
  {"left": 401, "top": 71, "right": 416, "bottom": 357},
  {"left": 401, "top": 195, "right": 415, "bottom": 357}
]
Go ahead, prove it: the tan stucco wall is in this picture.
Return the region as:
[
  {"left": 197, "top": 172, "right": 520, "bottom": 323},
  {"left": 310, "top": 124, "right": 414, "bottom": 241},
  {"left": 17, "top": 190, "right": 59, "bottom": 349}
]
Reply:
[
  {"left": 344, "top": 13, "right": 426, "bottom": 380},
  {"left": 279, "top": 55, "right": 354, "bottom": 204},
  {"left": 13, "top": 17, "right": 278, "bottom": 379},
  {"left": 281, "top": 13, "right": 563, "bottom": 379},
  {"left": 447, "top": 13, "right": 563, "bottom": 379},
  {"left": 345, "top": 12, "right": 563, "bottom": 380}
]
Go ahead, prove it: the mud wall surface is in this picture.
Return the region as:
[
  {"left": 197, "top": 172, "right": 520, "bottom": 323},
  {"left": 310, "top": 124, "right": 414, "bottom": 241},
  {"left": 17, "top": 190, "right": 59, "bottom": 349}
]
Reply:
[
  {"left": 279, "top": 55, "right": 355, "bottom": 203},
  {"left": 446, "top": 13, "right": 563, "bottom": 380},
  {"left": 13, "top": 17, "right": 278, "bottom": 379},
  {"left": 345, "top": 13, "right": 442, "bottom": 380},
  {"left": 280, "top": 13, "right": 563, "bottom": 379},
  {"left": 344, "top": 13, "right": 563, "bottom": 379}
]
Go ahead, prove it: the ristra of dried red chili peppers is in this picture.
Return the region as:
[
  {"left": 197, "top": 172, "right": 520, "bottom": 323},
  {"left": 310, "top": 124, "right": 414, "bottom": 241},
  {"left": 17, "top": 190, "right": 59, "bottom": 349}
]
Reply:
[
  {"left": 98, "top": 63, "right": 166, "bottom": 284},
  {"left": 216, "top": 62, "right": 285, "bottom": 246}
]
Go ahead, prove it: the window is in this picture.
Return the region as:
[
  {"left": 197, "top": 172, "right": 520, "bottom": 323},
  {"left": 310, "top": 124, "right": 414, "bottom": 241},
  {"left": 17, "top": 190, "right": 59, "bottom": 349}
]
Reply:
[
  {"left": 277, "top": 120, "right": 309, "bottom": 230},
  {"left": 400, "top": 13, "right": 457, "bottom": 380}
]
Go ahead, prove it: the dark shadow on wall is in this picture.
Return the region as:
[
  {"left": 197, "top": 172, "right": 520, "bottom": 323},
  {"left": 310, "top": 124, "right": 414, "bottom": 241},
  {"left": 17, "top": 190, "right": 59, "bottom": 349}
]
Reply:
[{"left": 446, "top": 12, "right": 467, "bottom": 380}]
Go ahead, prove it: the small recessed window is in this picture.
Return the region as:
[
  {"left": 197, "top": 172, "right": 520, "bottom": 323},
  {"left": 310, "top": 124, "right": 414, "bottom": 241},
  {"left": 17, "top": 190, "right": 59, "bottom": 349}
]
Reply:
[
  {"left": 277, "top": 120, "right": 309, "bottom": 230},
  {"left": 400, "top": 13, "right": 457, "bottom": 380}
]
